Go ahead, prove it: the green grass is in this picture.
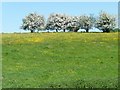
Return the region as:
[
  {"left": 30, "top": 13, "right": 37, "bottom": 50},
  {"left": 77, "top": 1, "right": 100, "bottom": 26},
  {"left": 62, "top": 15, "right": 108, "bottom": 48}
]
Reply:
[{"left": 2, "top": 32, "right": 118, "bottom": 88}]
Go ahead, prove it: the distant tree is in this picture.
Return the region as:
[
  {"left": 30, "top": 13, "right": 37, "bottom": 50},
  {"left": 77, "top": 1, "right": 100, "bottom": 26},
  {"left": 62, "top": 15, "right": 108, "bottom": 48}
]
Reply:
[
  {"left": 95, "top": 11, "right": 116, "bottom": 33},
  {"left": 112, "top": 28, "right": 120, "bottom": 32},
  {"left": 21, "top": 13, "right": 45, "bottom": 33},
  {"left": 46, "top": 13, "right": 61, "bottom": 32},
  {"left": 46, "top": 13, "right": 69, "bottom": 32},
  {"left": 67, "top": 16, "right": 80, "bottom": 32},
  {"left": 79, "top": 15, "right": 94, "bottom": 32}
]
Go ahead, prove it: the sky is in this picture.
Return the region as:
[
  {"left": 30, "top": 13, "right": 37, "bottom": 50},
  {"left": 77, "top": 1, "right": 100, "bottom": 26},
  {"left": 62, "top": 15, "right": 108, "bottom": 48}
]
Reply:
[{"left": 2, "top": 2, "right": 118, "bottom": 33}]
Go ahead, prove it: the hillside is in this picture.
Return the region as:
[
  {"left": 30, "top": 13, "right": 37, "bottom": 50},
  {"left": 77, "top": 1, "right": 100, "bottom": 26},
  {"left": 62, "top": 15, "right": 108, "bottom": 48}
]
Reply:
[{"left": 2, "top": 32, "right": 118, "bottom": 88}]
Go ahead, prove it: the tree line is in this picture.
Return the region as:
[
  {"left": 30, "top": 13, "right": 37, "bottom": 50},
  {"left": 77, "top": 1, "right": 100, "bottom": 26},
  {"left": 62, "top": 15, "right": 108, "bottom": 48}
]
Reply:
[{"left": 20, "top": 11, "right": 117, "bottom": 33}]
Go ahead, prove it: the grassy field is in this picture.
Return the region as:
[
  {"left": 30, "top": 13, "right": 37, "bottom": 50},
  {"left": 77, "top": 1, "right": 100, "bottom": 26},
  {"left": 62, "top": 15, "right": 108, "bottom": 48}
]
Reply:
[{"left": 2, "top": 32, "right": 118, "bottom": 88}]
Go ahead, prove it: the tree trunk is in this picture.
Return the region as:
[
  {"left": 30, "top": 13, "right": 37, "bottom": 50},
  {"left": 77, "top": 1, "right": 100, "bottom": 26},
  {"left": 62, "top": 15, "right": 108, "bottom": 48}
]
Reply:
[
  {"left": 63, "top": 29, "right": 65, "bottom": 32},
  {"left": 74, "top": 29, "right": 78, "bottom": 32},
  {"left": 103, "top": 29, "right": 106, "bottom": 33},
  {"left": 56, "top": 29, "right": 58, "bottom": 32},
  {"left": 103, "top": 29, "right": 110, "bottom": 33},
  {"left": 73, "top": 27, "right": 79, "bottom": 32},
  {"left": 106, "top": 29, "right": 110, "bottom": 33},
  {"left": 31, "top": 30, "right": 34, "bottom": 33},
  {"left": 86, "top": 29, "right": 89, "bottom": 32}
]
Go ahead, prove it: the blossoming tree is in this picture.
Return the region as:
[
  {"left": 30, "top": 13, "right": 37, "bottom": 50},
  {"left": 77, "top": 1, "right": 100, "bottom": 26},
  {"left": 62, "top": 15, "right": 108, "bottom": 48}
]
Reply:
[
  {"left": 79, "top": 15, "right": 94, "bottom": 32},
  {"left": 46, "top": 13, "right": 69, "bottom": 32},
  {"left": 66, "top": 16, "right": 80, "bottom": 32},
  {"left": 95, "top": 11, "right": 116, "bottom": 32},
  {"left": 21, "top": 13, "right": 45, "bottom": 33}
]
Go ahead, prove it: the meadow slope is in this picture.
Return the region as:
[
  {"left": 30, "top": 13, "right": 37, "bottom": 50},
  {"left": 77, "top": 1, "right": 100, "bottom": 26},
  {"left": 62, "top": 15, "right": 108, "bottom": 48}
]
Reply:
[{"left": 2, "top": 32, "right": 118, "bottom": 88}]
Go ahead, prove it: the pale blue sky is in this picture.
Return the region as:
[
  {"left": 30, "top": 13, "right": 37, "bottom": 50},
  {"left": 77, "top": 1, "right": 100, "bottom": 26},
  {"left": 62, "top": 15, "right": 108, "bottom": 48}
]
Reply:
[{"left": 2, "top": 2, "right": 118, "bottom": 33}]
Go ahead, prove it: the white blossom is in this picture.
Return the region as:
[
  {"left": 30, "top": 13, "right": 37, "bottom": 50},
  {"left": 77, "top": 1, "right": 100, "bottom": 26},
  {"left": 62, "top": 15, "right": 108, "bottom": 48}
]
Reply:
[
  {"left": 95, "top": 11, "right": 116, "bottom": 32},
  {"left": 66, "top": 16, "right": 80, "bottom": 32},
  {"left": 46, "top": 13, "right": 69, "bottom": 32},
  {"left": 21, "top": 13, "right": 45, "bottom": 33},
  {"left": 78, "top": 15, "right": 94, "bottom": 32}
]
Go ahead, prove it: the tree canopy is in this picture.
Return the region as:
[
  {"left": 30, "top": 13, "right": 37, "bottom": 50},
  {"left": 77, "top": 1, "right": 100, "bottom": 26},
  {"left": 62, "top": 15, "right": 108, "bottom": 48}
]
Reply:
[
  {"left": 21, "top": 11, "right": 116, "bottom": 33},
  {"left": 95, "top": 11, "right": 116, "bottom": 32},
  {"left": 21, "top": 13, "right": 45, "bottom": 33}
]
